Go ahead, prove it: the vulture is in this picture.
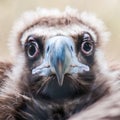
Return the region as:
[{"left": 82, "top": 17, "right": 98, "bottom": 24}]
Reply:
[{"left": 0, "top": 7, "right": 120, "bottom": 120}]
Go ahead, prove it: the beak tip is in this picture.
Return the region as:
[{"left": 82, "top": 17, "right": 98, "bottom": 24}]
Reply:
[{"left": 57, "top": 75, "right": 64, "bottom": 86}]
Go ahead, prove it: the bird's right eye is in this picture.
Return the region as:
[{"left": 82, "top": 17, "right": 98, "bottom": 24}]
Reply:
[{"left": 25, "top": 37, "right": 40, "bottom": 60}]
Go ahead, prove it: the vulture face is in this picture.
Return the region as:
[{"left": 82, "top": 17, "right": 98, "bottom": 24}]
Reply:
[
  {"left": 31, "top": 35, "right": 91, "bottom": 84},
  {"left": 12, "top": 8, "right": 106, "bottom": 101},
  {"left": 24, "top": 32, "right": 95, "bottom": 100}
]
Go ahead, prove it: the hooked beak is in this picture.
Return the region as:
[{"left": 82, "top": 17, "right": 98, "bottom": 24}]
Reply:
[{"left": 32, "top": 36, "right": 89, "bottom": 86}]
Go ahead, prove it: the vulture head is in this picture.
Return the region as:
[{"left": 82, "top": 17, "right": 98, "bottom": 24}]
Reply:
[{"left": 9, "top": 7, "right": 109, "bottom": 101}]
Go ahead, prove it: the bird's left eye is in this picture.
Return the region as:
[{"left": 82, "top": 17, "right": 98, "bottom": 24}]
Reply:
[
  {"left": 81, "top": 41, "right": 93, "bottom": 55},
  {"left": 26, "top": 41, "right": 40, "bottom": 59},
  {"left": 80, "top": 32, "right": 94, "bottom": 56}
]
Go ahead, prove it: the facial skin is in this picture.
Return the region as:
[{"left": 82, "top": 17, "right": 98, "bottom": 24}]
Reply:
[{"left": 24, "top": 32, "right": 95, "bottom": 100}]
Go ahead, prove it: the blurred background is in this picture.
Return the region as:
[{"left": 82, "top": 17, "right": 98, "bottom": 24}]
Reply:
[{"left": 0, "top": 0, "right": 120, "bottom": 61}]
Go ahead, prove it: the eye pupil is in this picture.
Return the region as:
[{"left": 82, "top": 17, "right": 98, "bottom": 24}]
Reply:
[
  {"left": 29, "top": 44, "right": 36, "bottom": 56},
  {"left": 83, "top": 42, "right": 92, "bottom": 52}
]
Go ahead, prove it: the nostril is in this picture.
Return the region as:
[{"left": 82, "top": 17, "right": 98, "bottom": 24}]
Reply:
[
  {"left": 47, "top": 46, "right": 50, "bottom": 53},
  {"left": 71, "top": 46, "right": 73, "bottom": 51}
]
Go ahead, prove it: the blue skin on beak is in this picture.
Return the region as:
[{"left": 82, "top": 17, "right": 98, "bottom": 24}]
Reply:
[
  {"left": 32, "top": 36, "right": 89, "bottom": 86},
  {"left": 50, "top": 39, "right": 72, "bottom": 86}
]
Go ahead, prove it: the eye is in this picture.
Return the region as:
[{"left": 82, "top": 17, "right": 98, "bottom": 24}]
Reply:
[
  {"left": 27, "top": 42, "right": 39, "bottom": 58},
  {"left": 81, "top": 41, "right": 93, "bottom": 55},
  {"left": 80, "top": 32, "right": 94, "bottom": 55},
  {"left": 25, "top": 37, "right": 40, "bottom": 59}
]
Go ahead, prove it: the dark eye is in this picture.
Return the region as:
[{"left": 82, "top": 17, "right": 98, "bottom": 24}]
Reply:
[
  {"left": 25, "top": 37, "right": 40, "bottom": 59},
  {"left": 27, "top": 42, "right": 39, "bottom": 58},
  {"left": 80, "top": 32, "right": 94, "bottom": 55},
  {"left": 81, "top": 41, "right": 93, "bottom": 55}
]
